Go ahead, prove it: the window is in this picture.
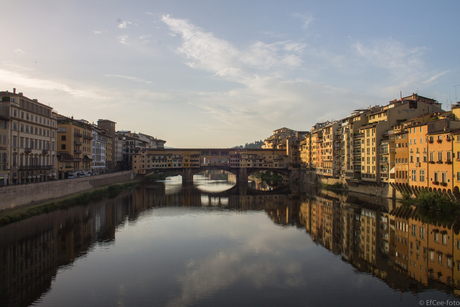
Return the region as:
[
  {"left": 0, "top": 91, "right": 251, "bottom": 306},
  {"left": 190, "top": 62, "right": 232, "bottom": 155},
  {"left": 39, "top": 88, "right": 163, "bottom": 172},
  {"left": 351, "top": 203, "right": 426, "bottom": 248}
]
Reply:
[
  {"left": 420, "top": 170, "right": 425, "bottom": 182},
  {"left": 420, "top": 227, "right": 425, "bottom": 239},
  {"left": 442, "top": 172, "right": 447, "bottom": 183},
  {"left": 412, "top": 170, "right": 417, "bottom": 181},
  {"left": 438, "top": 152, "right": 442, "bottom": 161},
  {"left": 61, "top": 144, "right": 66, "bottom": 150},
  {"left": 430, "top": 152, "right": 434, "bottom": 162},
  {"left": 61, "top": 135, "right": 66, "bottom": 141},
  {"left": 442, "top": 233, "right": 447, "bottom": 245}
]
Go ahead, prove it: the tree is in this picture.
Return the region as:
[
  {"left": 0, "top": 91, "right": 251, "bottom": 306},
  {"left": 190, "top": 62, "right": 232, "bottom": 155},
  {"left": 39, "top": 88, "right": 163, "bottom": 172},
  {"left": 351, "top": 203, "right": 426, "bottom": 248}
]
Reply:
[{"left": 417, "top": 190, "right": 459, "bottom": 225}]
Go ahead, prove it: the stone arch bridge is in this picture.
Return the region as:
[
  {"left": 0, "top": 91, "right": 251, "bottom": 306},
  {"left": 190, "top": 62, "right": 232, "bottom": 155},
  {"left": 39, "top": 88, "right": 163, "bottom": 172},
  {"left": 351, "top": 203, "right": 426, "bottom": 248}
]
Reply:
[{"left": 133, "top": 148, "right": 296, "bottom": 192}]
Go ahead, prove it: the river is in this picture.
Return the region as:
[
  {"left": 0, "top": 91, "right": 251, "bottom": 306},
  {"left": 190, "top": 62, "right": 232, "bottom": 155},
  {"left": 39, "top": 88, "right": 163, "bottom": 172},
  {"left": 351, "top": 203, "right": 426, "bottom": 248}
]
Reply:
[{"left": 0, "top": 172, "right": 458, "bottom": 306}]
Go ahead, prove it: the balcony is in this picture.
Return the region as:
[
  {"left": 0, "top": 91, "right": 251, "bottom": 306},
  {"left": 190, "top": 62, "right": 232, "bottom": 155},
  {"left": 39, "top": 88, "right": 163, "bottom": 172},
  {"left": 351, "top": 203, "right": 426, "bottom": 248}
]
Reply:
[
  {"left": 440, "top": 182, "right": 448, "bottom": 187},
  {"left": 84, "top": 135, "right": 93, "bottom": 140},
  {"left": 74, "top": 149, "right": 82, "bottom": 154},
  {"left": 59, "top": 156, "right": 81, "bottom": 162},
  {"left": 436, "top": 160, "right": 443, "bottom": 164},
  {"left": 42, "top": 149, "right": 49, "bottom": 155},
  {"left": 24, "top": 147, "right": 32, "bottom": 153},
  {"left": 437, "top": 139, "right": 442, "bottom": 144},
  {"left": 446, "top": 160, "right": 452, "bottom": 164},
  {"left": 432, "top": 181, "right": 439, "bottom": 185},
  {"left": 74, "top": 140, "right": 82, "bottom": 145},
  {"left": 19, "top": 165, "right": 53, "bottom": 171}
]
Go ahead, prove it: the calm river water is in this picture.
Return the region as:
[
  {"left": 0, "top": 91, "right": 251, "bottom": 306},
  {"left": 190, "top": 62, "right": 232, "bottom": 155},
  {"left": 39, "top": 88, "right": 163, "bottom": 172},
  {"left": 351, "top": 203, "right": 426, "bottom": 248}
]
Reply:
[{"left": 1, "top": 172, "right": 459, "bottom": 307}]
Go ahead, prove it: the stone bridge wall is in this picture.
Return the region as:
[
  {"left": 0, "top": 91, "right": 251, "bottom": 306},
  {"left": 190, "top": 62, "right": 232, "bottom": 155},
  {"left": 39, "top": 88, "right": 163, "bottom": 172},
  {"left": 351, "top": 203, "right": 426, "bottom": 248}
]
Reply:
[{"left": 0, "top": 170, "right": 134, "bottom": 212}]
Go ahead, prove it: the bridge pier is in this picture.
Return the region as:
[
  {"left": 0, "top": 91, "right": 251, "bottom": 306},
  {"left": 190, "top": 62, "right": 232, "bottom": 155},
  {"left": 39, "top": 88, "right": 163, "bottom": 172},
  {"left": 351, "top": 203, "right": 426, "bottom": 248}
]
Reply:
[
  {"left": 238, "top": 168, "right": 248, "bottom": 196},
  {"left": 181, "top": 168, "right": 194, "bottom": 185}
]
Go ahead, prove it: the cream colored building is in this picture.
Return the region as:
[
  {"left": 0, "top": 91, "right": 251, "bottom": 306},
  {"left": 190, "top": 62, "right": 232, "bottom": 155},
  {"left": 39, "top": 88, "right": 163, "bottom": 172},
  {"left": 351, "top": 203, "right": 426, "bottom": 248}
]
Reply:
[
  {"left": 360, "top": 94, "right": 442, "bottom": 183},
  {"left": 0, "top": 89, "right": 57, "bottom": 185}
]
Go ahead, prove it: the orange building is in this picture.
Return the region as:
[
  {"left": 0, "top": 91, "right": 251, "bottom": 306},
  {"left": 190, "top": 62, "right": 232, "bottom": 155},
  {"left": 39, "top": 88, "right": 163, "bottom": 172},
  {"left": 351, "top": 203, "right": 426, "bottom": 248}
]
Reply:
[
  {"left": 393, "top": 129, "right": 409, "bottom": 187},
  {"left": 427, "top": 130, "right": 454, "bottom": 192},
  {"left": 408, "top": 124, "right": 429, "bottom": 190}
]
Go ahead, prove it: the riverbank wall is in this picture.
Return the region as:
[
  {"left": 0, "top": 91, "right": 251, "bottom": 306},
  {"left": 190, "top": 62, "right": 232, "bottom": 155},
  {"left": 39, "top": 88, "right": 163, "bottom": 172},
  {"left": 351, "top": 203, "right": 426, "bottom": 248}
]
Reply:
[
  {"left": 0, "top": 170, "right": 134, "bottom": 211},
  {"left": 300, "top": 170, "right": 405, "bottom": 199}
]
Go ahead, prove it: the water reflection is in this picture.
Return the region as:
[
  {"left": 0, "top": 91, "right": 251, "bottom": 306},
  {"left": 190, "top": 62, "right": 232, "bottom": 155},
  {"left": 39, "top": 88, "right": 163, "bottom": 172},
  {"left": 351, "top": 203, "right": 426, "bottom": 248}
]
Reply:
[
  {"left": 193, "top": 170, "right": 236, "bottom": 193},
  {"left": 0, "top": 179, "right": 459, "bottom": 306}
]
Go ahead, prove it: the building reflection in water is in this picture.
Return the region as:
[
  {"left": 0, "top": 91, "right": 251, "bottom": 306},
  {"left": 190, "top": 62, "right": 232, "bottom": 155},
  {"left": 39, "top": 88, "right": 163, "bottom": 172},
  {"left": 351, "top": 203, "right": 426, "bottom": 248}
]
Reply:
[
  {"left": 297, "top": 188, "right": 460, "bottom": 297},
  {"left": 1, "top": 183, "right": 460, "bottom": 306}
]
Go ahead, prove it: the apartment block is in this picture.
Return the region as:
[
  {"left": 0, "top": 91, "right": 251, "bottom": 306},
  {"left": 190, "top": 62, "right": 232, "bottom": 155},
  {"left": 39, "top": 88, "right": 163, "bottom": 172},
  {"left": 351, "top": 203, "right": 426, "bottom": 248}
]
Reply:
[
  {"left": 340, "top": 110, "right": 369, "bottom": 180},
  {"left": 0, "top": 110, "right": 9, "bottom": 186},
  {"left": 0, "top": 90, "right": 58, "bottom": 185},
  {"left": 359, "top": 94, "right": 443, "bottom": 183},
  {"left": 56, "top": 115, "right": 93, "bottom": 179}
]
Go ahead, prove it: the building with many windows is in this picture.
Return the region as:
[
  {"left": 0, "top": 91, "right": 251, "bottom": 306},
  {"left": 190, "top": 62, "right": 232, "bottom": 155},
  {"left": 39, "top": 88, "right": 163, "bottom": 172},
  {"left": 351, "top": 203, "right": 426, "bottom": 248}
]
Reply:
[
  {"left": 56, "top": 115, "right": 93, "bottom": 179},
  {"left": 0, "top": 89, "right": 57, "bottom": 185}
]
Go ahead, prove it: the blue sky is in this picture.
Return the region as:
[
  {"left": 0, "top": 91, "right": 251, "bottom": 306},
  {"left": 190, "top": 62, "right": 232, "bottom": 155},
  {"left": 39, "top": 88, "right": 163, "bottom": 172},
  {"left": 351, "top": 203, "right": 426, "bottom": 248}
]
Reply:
[{"left": 1, "top": 0, "right": 459, "bottom": 147}]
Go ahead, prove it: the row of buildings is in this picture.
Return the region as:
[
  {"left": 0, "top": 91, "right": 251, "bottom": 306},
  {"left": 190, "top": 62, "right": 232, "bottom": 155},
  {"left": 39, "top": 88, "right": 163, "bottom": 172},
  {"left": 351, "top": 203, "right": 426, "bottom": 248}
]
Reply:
[
  {"left": 0, "top": 89, "right": 165, "bottom": 186},
  {"left": 263, "top": 94, "right": 460, "bottom": 197}
]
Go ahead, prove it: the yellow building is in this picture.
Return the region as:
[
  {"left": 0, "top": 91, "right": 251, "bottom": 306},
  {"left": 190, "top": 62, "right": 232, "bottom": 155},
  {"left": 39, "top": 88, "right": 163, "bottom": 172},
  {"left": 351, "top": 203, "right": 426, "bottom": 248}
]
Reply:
[
  {"left": 56, "top": 115, "right": 93, "bottom": 178},
  {"left": 453, "top": 130, "right": 460, "bottom": 195},
  {"left": 340, "top": 110, "right": 369, "bottom": 180}
]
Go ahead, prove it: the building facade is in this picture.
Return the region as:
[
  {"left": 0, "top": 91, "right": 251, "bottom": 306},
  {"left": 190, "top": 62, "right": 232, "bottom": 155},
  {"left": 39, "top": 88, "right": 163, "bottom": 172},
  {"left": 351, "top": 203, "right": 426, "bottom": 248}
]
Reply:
[{"left": 0, "top": 90, "right": 57, "bottom": 185}]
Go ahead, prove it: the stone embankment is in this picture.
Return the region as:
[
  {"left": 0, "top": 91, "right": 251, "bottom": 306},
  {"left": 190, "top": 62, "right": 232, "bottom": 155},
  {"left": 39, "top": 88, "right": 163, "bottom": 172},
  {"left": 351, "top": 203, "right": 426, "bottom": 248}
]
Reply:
[
  {"left": 0, "top": 170, "right": 134, "bottom": 211},
  {"left": 300, "top": 170, "right": 405, "bottom": 199}
]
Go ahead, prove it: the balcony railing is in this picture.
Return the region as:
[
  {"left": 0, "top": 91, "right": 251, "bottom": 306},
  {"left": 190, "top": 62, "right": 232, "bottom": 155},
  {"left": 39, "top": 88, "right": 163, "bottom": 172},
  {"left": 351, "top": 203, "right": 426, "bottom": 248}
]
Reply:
[
  {"left": 74, "top": 149, "right": 82, "bottom": 154},
  {"left": 19, "top": 165, "right": 53, "bottom": 170},
  {"left": 24, "top": 147, "right": 32, "bottom": 153},
  {"left": 74, "top": 132, "right": 83, "bottom": 137},
  {"left": 74, "top": 140, "right": 82, "bottom": 145}
]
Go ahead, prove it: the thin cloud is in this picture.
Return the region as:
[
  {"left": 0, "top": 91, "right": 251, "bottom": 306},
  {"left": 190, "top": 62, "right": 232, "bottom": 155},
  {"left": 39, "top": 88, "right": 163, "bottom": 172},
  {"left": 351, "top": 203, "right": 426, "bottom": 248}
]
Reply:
[
  {"left": 423, "top": 70, "right": 449, "bottom": 84},
  {"left": 118, "top": 35, "right": 129, "bottom": 45},
  {"left": 293, "top": 13, "right": 314, "bottom": 29},
  {"left": 118, "top": 21, "right": 132, "bottom": 29},
  {"left": 0, "top": 68, "right": 105, "bottom": 99},
  {"left": 352, "top": 38, "right": 425, "bottom": 73},
  {"left": 14, "top": 49, "right": 25, "bottom": 55},
  {"left": 93, "top": 30, "right": 108, "bottom": 35},
  {"left": 161, "top": 15, "right": 305, "bottom": 74},
  {"left": 105, "top": 74, "right": 152, "bottom": 84}
]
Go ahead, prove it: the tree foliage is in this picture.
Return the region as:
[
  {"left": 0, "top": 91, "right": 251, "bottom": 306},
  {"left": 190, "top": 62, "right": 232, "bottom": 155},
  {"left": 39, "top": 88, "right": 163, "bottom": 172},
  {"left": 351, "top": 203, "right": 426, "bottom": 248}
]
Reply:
[{"left": 417, "top": 190, "right": 460, "bottom": 225}]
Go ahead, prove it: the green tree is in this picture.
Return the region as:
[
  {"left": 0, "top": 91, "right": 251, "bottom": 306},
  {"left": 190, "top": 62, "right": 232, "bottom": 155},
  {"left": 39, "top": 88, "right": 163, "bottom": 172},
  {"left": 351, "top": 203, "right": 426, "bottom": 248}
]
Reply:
[{"left": 417, "top": 190, "right": 459, "bottom": 225}]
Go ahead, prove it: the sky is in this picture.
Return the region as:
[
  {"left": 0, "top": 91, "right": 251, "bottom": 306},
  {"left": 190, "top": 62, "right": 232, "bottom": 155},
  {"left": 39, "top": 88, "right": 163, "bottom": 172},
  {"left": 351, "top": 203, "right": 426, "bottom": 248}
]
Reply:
[{"left": 1, "top": 0, "right": 459, "bottom": 148}]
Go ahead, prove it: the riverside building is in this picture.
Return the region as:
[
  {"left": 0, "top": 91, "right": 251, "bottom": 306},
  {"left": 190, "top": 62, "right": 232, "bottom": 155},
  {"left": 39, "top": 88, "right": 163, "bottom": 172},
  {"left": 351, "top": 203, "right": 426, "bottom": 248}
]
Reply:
[{"left": 0, "top": 89, "right": 57, "bottom": 185}]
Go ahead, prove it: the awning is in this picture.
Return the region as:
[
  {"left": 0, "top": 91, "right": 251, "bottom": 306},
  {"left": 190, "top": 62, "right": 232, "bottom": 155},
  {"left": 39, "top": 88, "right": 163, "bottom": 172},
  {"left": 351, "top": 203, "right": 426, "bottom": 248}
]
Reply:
[{"left": 389, "top": 167, "right": 395, "bottom": 174}]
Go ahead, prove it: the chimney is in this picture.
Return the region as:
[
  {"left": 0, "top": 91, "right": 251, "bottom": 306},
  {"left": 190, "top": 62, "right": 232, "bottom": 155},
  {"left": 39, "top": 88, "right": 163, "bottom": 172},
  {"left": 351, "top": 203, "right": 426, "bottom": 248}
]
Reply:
[{"left": 13, "top": 88, "right": 16, "bottom": 94}]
